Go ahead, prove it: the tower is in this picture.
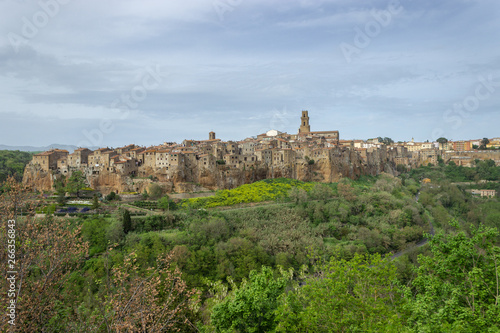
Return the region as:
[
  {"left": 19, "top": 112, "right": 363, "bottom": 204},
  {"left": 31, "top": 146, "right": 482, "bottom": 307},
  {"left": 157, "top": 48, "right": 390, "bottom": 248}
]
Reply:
[
  {"left": 209, "top": 131, "right": 216, "bottom": 140},
  {"left": 299, "top": 110, "right": 311, "bottom": 134}
]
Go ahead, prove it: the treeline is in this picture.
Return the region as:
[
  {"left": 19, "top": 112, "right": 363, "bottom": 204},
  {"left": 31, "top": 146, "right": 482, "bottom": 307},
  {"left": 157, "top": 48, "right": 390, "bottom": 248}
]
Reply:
[{"left": 0, "top": 150, "right": 34, "bottom": 182}]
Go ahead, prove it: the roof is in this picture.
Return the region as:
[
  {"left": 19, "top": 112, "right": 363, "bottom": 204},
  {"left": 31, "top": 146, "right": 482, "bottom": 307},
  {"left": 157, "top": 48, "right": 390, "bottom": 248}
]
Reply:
[{"left": 309, "top": 130, "right": 339, "bottom": 134}]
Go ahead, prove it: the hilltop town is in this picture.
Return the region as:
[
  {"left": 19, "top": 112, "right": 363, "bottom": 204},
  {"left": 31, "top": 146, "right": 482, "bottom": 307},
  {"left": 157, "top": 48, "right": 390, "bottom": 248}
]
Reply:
[{"left": 23, "top": 111, "right": 500, "bottom": 194}]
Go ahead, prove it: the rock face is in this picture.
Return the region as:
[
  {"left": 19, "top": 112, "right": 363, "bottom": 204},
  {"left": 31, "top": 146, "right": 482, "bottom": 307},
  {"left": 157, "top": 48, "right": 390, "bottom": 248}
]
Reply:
[
  {"left": 22, "top": 164, "right": 55, "bottom": 192},
  {"left": 23, "top": 147, "right": 397, "bottom": 193}
]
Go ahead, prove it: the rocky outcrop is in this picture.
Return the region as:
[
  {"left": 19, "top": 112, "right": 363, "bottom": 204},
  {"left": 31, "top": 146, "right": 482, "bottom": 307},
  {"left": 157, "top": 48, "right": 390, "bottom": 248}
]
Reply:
[
  {"left": 22, "top": 164, "right": 55, "bottom": 191},
  {"left": 23, "top": 147, "right": 397, "bottom": 194}
]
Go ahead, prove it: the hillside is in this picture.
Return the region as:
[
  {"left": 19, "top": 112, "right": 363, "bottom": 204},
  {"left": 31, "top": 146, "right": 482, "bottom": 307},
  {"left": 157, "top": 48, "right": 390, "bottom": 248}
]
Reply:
[{"left": 0, "top": 150, "right": 35, "bottom": 182}]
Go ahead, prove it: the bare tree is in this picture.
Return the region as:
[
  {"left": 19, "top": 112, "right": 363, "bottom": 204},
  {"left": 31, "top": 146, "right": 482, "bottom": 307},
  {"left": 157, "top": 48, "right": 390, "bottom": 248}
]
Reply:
[
  {"left": 0, "top": 177, "right": 89, "bottom": 332},
  {"left": 103, "top": 252, "right": 201, "bottom": 332}
]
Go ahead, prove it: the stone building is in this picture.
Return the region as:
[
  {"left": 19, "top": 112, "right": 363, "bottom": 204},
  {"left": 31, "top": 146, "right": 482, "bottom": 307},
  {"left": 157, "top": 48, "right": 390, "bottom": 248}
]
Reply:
[
  {"left": 299, "top": 110, "right": 311, "bottom": 134},
  {"left": 32, "top": 149, "right": 69, "bottom": 171},
  {"left": 68, "top": 148, "right": 92, "bottom": 168}
]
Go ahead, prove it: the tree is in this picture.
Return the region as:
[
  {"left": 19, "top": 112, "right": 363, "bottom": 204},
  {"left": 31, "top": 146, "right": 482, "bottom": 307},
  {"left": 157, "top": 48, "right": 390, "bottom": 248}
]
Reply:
[
  {"left": 0, "top": 177, "right": 89, "bottom": 332},
  {"left": 158, "top": 194, "right": 176, "bottom": 212},
  {"left": 378, "top": 137, "right": 394, "bottom": 145},
  {"left": 275, "top": 253, "right": 406, "bottom": 332},
  {"left": 91, "top": 194, "right": 100, "bottom": 211},
  {"left": 211, "top": 266, "right": 292, "bottom": 333},
  {"left": 397, "top": 164, "right": 408, "bottom": 173},
  {"left": 65, "top": 170, "right": 87, "bottom": 198},
  {"left": 53, "top": 176, "right": 67, "bottom": 205},
  {"left": 106, "top": 191, "right": 117, "bottom": 201},
  {"left": 308, "top": 183, "right": 334, "bottom": 200},
  {"left": 383, "top": 137, "right": 394, "bottom": 145},
  {"left": 437, "top": 137, "right": 448, "bottom": 144},
  {"left": 405, "top": 221, "right": 500, "bottom": 332},
  {"left": 338, "top": 180, "right": 357, "bottom": 201},
  {"left": 122, "top": 209, "right": 132, "bottom": 234},
  {"left": 480, "top": 137, "right": 490, "bottom": 149},
  {"left": 103, "top": 252, "right": 200, "bottom": 332}
]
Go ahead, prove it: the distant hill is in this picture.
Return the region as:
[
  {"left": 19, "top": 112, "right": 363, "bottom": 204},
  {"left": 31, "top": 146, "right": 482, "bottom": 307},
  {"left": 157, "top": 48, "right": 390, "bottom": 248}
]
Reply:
[{"left": 0, "top": 144, "right": 99, "bottom": 153}]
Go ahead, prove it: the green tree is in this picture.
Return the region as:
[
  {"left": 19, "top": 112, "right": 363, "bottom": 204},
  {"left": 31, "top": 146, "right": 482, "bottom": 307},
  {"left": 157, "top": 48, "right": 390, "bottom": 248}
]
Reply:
[
  {"left": 288, "top": 187, "right": 308, "bottom": 204},
  {"left": 397, "top": 164, "right": 408, "bottom": 173},
  {"left": 54, "top": 178, "right": 67, "bottom": 205},
  {"left": 158, "top": 194, "right": 176, "bottom": 211},
  {"left": 480, "top": 138, "right": 490, "bottom": 149},
  {"left": 383, "top": 137, "right": 394, "bottom": 145},
  {"left": 91, "top": 194, "right": 100, "bottom": 211},
  {"left": 275, "top": 253, "right": 407, "bottom": 332},
  {"left": 308, "top": 183, "right": 334, "bottom": 200},
  {"left": 65, "top": 170, "right": 87, "bottom": 198},
  {"left": 437, "top": 137, "right": 448, "bottom": 144},
  {"left": 377, "top": 137, "right": 394, "bottom": 145},
  {"left": 405, "top": 221, "right": 500, "bottom": 332},
  {"left": 122, "top": 209, "right": 132, "bottom": 234},
  {"left": 105, "top": 191, "right": 117, "bottom": 201},
  {"left": 211, "top": 266, "right": 292, "bottom": 333}
]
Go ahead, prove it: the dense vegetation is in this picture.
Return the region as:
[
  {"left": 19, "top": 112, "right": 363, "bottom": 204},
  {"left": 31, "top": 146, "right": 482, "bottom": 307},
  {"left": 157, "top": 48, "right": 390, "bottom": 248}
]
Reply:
[
  {"left": 0, "top": 150, "right": 34, "bottom": 182},
  {"left": 408, "top": 158, "right": 500, "bottom": 183},
  {"left": 1, "top": 160, "right": 499, "bottom": 332}
]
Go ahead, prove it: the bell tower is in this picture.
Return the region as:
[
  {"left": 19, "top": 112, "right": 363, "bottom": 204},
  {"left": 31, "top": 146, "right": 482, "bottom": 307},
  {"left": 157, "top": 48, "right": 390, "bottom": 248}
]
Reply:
[{"left": 299, "top": 110, "right": 311, "bottom": 134}]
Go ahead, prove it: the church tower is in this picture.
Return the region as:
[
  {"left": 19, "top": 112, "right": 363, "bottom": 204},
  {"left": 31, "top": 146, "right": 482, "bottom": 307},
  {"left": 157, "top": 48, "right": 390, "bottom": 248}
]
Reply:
[
  {"left": 209, "top": 131, "right": 216, "bottom": 140},
  {"left": 299, "top": 110, "right": 311, "bottom": 134}
]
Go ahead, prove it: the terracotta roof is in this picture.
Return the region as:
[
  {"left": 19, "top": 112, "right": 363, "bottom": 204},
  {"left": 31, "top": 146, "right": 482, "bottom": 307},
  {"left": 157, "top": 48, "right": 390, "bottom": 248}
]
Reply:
[{"left": 35, "top": 151, "right": 53, "bottom": 156}]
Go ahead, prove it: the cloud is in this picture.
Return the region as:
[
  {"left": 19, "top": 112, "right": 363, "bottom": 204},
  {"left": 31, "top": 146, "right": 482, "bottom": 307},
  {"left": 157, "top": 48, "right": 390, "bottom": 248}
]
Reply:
[{"left": 0, "top": 0, "right": 499, "bottom": 146}]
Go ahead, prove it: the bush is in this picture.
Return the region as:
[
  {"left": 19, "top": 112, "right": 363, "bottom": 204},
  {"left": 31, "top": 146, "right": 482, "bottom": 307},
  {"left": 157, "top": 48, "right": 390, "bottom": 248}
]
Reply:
[
  {"left": 148, "top": 183, "right": 163, "bottom": 200},
  {"left": 132, "top": 201, "right": 158, "bottom": 210},
  {"left": 106, "top": 191, "right": 117, "bottom": 201}
]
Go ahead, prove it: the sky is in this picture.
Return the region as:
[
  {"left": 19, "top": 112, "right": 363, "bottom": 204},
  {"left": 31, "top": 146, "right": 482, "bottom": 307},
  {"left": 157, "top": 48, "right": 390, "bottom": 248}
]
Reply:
[{"left": 0, "top": 0, "right": 499, "bottom": 148}]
